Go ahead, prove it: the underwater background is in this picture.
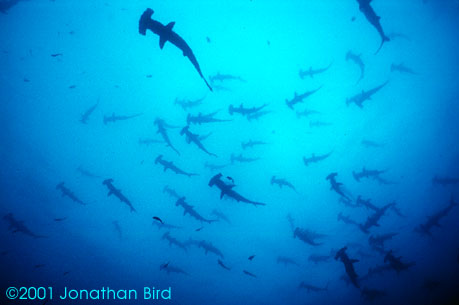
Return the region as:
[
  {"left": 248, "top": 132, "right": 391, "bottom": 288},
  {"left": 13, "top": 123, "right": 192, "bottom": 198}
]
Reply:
[{"left": 1, "top": 0, "right": 459, "bottom": 304}]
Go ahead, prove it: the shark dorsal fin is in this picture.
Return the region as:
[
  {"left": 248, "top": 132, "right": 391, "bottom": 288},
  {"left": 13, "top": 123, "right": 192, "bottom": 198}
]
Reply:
[
  {"left": 160, "top": 24, "right": 175, "bottom": 50},
  {"left": 166, "top": 22, "right": 175, "bottom": 30}
]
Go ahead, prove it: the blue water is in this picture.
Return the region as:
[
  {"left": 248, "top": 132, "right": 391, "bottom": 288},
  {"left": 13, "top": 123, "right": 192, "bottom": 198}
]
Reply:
[{"left": 1, "top": 0, "right": 459, "bottom": 304}]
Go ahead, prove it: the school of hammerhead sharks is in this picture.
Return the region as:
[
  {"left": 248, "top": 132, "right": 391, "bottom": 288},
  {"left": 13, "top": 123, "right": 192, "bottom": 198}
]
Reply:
[{"left": 3, "top": 0, "right": 459, "bottom": 303}]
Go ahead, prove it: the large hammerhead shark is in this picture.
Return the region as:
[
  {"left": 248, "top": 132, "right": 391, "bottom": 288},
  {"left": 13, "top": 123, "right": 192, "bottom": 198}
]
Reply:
[{"left": 139, "top": 8, "right": 212, "bottom": 91}]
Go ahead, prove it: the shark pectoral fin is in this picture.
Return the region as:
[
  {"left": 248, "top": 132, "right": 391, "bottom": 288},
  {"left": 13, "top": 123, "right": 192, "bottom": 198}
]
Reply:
[
  {"left": 220, "top": 191, "right": 225, "bottom": 199},
  {"left": 159, "top": 36, "right": 167, "bottom": 49}
]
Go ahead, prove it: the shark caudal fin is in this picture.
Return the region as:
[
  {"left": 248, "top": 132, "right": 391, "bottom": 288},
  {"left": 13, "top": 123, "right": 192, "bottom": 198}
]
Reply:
[
  {"left": 375, "top": 36, "right": 390, "bottom": 54},
  {"left": 203, "top": 77, "right": 213, "bottom": 92}
]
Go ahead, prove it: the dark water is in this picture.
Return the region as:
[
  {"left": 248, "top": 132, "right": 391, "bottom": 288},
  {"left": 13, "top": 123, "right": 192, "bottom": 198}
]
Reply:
[{"left": 1, "top": 0, "right": 459, "bottom": 304}]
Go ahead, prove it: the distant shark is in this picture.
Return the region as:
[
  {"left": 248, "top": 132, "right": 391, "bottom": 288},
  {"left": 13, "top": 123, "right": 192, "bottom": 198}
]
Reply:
[
  {"left": 103, "top": 113, "right": 142, "bottom": 124},
  {"left": 346, "top": 51, "right": 365, "bottom": 83},
  {"left": 3, "top": 213, "right": 46, "bottom": 238},
  {"left": 285, "top": 86, "right": 322, "bottom": 110},
  {"left": 175, "top": 96, "right": 205, "bottom": 110},
  {"left": 209, "top": 73, "right": 245, "bottom": 84},
  {"left": 155, "top": 155, "right": 198, "bottom": 177},
  {"left": 180, "top": 126, "right": 217, "bottom": 157},
  {"left": 299, "top": 62, "right": 333, "bottom": 79},
  {"left": 139, "top": 8, "right": 212, "bottom": 91},
  {"left": 154, "top": 118, "right": 180, "bottom": 155},
  {"left": 415, "top": 196, "right": 457, "bottom": 236},
  {"left": 79, "top": 101, "right": 98, "bottom": 124},
  {"left": 175, "top": 197, "right": 216, "bottom": 223},
  {"left": 56, "top": 182, "right": 86, "bottom": 205},
  {"left": 346, "top": 81, "right": 388, "bottom": 108},
  {"left": 102, "top": 179, "right": 136, "bottom": 212}
]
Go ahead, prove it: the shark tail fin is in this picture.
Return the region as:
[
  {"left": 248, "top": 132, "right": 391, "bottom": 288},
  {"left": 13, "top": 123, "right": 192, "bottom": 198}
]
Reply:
[{"left": 375, "top": 36, "right": 390, "bottom": 54}]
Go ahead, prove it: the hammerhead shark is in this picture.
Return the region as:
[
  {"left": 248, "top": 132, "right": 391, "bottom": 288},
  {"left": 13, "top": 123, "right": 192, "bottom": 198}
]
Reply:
[
  {"left": 138, "top": 138, "right": 163, "bottom": 146},
  {"left": 416, "top": 196, "right": 457, "bottom": 235},
  {"left": 56, "top": 182, "right": 86, "bottom": 205},
  {"left": 162, "top": 231, "right": 188, "bottom": 252},
  {"left": 335, "top": 246, "right": 359, "bottom": 288},
  {"left": 337, "top": 212, "right": 359, "bottom": 227},
  {"left": 352, "top": 167, "right": 387, "bottom": 182},
  {"left": 303, "top": 151, "right": 332, "bottom": 166},
  {"left": 357, "top": 0, "right": 390, "bottom": 54},
  {"left": 195, "top": 240, "right": 224, "bottom": 258},
  {"left": 241, "top": 140, "right": 267, "bottom": 150},
  {"left": 228, "top": 103, "right": 267, "bottom": 116},
  {"left": 384, "top": 250, "right": 415, "bottom": 273},
  {"left": 359, "top": 203, "right": 394, "bottom": 234},
  {"left": 247, "top": 110, "right": 271, "bottom": 121},
  {"left": 163, "top": 185, "right": 181, "bottom": 199},
  {"left": 175, "top": 96, "right": 205, "bottom": 110},
  {"left": 204, "top": 162, "right": 228, "bottom": 171},
  {"left": 296, "top": 109, "right": 320, "bottom": 119},
  {"left": 79, "top": 101, "right": 98, "bottom": 124},
  {"left": 155, "top": 155, "right": 198, "bottom": 177},
  {"left": 326, "top": 173, "right": 351, "bottom": 201},
  {"left": 211, "top": 209, "right": 231, "bottom": 224},
  {"left": 209, "top": 73, "right": 245, "bottom": 84},
  {"left": 346, "top": 81, "right": 388, "bottom": 108},
  {"left": 209, "top": 173, "right": 265, "bottom": 206},
  {"left": 3, "top": 213, "right": 45, "bottom": 238},
  {"left": 277, "top": 256, "right": 300, "bottom": 267},
  {"left": 180, "top": 126, "right": 217, "bottom": 157},
  {"left": 391, "top": 63, "right": 417, "bottom": 75},
  {"left": 285, "top": 86, "right": 322, "bottom": 110},
  {"left": 369, "top": 233, "right": 398, "bottom": 253},
  {"left": 217, "top": 259, "right": 231, "bottom": 271},
  {"left": 270, "top": 176, "right": 297, "bottom": 192},
  {"left": 77, "top": 166, "right": 100, "bottom": 179},
  {"left": 103, "top": 113, "right": 142, "bottom": 125},
  {"left": 230, "top": 153, "right": 260, "bottom": 164},
  {"left": 154, "top": 118, "right": 180, "bottom": 155},
  {"left": 293, "top": 227, "right": 326, "bottom": 246},
  {"left": 102, "top": 179, "right": 136, "bottom": 212},
  {"left": 175, "top": 197, "right": 216, "bottom": 223},
  {"left": 299, "top": 62, "right": 333, "bottom": 79},
  {"left": 346, "top": 51, "right": 365, "bottom": 83},
  {"left": 139, "top": 8, "right": 212, "bottom": 91},
  {"left": 186, "top": 111, "right": 231, "bottom": 125}
]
